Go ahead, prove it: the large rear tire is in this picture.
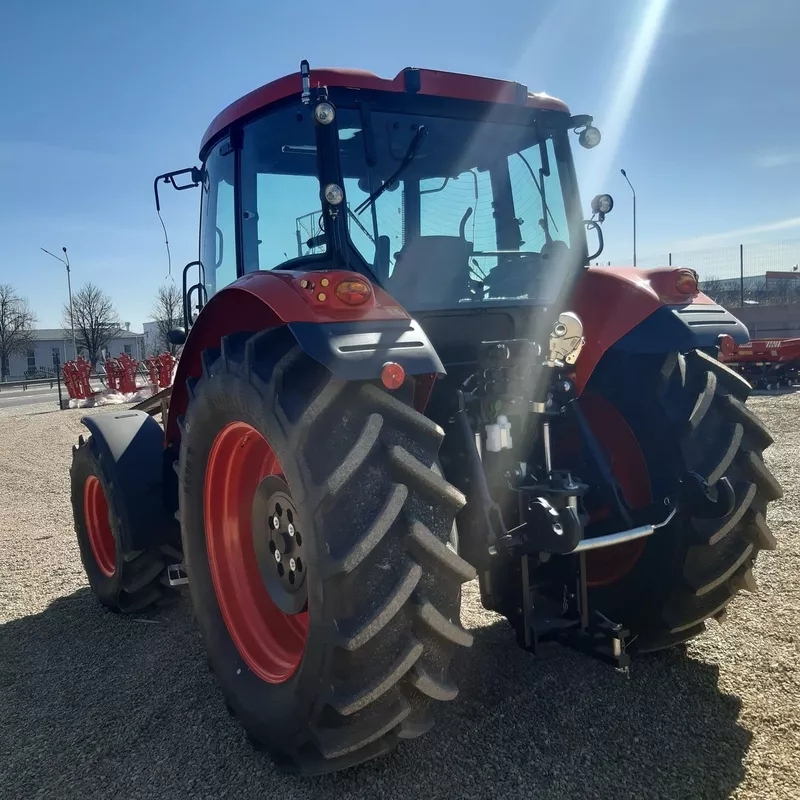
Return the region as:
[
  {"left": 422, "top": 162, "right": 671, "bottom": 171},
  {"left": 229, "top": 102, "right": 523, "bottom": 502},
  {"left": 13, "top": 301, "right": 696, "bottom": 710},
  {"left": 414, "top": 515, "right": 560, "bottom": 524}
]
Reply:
[
  {"left": 177, "top": 327, "right": 475, "bottom": 774},
  {"left": 578, "top": 349, "right": 781, "bottom": 652}
]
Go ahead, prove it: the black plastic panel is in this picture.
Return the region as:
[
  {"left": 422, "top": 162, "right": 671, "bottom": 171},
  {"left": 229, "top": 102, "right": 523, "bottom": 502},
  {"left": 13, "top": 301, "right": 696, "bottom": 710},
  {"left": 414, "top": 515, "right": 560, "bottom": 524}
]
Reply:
[
  {"left": 288, "top": 318, "right": 445, "bottom": 379},
  {"left": 612, "top": 303, "right": 750, "bottom": 354}
]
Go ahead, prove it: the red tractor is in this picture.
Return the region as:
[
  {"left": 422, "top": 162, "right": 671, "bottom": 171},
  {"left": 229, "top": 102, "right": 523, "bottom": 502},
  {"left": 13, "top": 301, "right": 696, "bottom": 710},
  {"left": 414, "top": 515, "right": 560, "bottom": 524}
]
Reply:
[{"left": 70, "top": 63, "right": 781, "bottom": 774}]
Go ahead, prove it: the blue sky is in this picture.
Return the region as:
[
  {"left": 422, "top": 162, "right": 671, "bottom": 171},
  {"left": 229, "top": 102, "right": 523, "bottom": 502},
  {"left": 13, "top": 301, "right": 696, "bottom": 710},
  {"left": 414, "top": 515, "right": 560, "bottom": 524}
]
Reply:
[{"left": 1, "top": 0, "right": 798, "bottom": 328}]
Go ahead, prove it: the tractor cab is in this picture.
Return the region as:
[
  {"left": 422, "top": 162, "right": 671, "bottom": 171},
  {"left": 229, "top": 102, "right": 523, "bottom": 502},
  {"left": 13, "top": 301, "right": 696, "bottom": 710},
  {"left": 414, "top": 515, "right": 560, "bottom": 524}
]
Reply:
[{"left": 159, "top": 63, "right": 608, "bottom": 353}]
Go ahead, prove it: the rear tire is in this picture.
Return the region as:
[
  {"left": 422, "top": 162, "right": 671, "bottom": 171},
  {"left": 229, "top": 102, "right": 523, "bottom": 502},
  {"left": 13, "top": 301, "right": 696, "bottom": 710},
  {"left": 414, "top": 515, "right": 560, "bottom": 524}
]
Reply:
[
  {"left": 585, "top": 349, "right": 780, "bottom": 652},
  {"left": 70, "top": 438, "right": 166, "bottom": 613},
  {"left": 178, "top": 327, "right": 475, "bottom": 774}
]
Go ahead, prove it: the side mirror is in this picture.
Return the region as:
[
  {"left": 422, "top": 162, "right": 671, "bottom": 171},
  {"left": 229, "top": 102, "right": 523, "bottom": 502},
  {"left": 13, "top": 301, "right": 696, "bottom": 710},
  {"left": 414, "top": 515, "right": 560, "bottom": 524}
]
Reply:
[{"left": 167, "top": 328, "right": 187, "bottom": 346}]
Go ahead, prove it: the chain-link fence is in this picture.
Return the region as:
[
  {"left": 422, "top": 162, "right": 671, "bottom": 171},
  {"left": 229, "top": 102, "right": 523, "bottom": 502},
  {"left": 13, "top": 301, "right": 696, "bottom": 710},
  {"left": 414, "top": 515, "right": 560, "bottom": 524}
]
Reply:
[{"left": 637, "top": 239, "right": 800, "bottom": 306}]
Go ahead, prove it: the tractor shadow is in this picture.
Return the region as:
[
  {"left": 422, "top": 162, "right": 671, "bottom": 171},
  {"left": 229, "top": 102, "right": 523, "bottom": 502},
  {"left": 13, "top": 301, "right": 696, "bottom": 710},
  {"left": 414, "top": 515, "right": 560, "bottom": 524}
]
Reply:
[{"left": 0, "top": 589, "right": 750, "bottom": 800}]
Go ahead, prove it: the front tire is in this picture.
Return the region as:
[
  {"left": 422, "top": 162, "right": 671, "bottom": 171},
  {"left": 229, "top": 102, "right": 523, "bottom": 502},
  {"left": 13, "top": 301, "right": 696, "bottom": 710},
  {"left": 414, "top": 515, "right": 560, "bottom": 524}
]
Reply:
[
  {"left": 178, "top": 328, "right": 475, "bottom": 774},
  {"left": 70, "top": 438, "right": 166, "bottom": 612}
]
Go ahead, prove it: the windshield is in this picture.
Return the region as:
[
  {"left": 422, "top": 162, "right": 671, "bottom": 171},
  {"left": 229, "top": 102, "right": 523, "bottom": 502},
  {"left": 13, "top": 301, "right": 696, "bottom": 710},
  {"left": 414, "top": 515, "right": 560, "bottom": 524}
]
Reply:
[
  {"left": 334, "top": 106, "right": 583, "bottom": 310},
  {"left": 215, "top": 100, "right": 584, "bottom": 311}
]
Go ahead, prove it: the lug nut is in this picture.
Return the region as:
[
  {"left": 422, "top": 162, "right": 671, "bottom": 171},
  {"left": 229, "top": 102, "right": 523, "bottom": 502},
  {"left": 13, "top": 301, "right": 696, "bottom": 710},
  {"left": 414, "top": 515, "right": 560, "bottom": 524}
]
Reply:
[
  {"left": 287, "top": 523, "right": 295, "bottom": 537},
  {"left": 272, "top": 516, "right": 280, "bottom": 530},
  {"left": 289, "top": 558, "right": 296, "bottom": 571},
  {"left": 274, "top": 549, "right": 281, "bottom": 563}
]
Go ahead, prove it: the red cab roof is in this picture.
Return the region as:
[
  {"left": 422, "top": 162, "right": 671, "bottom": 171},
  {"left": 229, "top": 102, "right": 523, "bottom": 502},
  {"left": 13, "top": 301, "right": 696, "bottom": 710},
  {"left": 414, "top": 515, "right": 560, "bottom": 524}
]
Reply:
[{"left": 200, "top": 67, "right": 570, "bottom": 154}]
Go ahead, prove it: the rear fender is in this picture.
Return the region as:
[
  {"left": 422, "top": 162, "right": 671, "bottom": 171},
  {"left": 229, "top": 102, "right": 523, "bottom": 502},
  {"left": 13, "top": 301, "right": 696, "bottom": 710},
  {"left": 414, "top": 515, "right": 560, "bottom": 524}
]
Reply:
[
  {"left": 166, "top": 270, "right": 443, "bottom": 443},
  {"left": 572, "top": 267, "right": 749, "bottom": 392},
  {"left": 81, "top": 410, "right": 180, "bottom": 551}
]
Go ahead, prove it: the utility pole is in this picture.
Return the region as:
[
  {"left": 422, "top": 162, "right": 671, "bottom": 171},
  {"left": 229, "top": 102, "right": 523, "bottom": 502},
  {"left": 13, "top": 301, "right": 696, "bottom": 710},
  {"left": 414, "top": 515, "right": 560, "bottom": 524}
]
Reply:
[
  {"left": 620, "top": 169, "right": 637, "bottom": 267},
  {"left": 41, "top": 246, "right": 78, "bottom": 360}
]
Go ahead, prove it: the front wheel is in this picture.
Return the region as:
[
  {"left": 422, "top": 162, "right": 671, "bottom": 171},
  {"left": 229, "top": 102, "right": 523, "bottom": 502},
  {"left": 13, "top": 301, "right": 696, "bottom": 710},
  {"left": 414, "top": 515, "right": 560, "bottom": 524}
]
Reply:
[
  {"left": 177, "top": 328, "right": 476, "bottom": 774},
  {"left": 70, "top": 439, "right": 166, "bottom": 612}
]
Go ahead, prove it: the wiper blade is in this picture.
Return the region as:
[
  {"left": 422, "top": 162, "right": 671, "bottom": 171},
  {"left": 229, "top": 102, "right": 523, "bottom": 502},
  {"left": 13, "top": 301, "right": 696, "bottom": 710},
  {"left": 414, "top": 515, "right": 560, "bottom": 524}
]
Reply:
[
  {"left": 355, "top": 125, "right": 428, "bottom": 215},
  {"left": 515, "top": 150, "right": 558, "bottom": 235}
]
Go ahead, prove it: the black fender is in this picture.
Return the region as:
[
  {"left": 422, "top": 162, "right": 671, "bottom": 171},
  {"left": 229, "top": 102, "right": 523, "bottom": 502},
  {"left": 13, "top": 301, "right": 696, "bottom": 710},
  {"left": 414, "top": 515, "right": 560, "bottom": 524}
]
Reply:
[
  {"left": 611, "top": 303, "right": 750, "bottom": 354},
  {"left": 288, "top": 318, "right": 445, "bottom": 380},
  {"left": 81, "top": 410, "right": 180, "bottom": 551}
]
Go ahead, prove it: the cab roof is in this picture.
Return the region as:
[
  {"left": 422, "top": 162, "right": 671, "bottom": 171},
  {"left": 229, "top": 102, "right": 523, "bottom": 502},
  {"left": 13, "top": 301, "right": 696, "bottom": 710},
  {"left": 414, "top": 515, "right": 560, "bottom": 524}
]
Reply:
[{"left": 200, "top": 67, "right": 570, "bottom": 155}]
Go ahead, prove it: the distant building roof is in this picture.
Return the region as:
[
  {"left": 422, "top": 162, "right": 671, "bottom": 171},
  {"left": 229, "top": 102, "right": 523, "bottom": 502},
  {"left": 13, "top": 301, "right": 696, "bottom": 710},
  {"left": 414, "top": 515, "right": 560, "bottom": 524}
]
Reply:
[{"left": 32, "top": 328, "right": 143, "bottom": 340}]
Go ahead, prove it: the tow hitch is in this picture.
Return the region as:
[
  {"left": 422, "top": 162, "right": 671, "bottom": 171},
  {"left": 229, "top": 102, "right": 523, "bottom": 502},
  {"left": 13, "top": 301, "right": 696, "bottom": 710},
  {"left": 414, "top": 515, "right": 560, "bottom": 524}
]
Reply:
[{"left": 515, "top": 506, "right": 677, "bottom": 676}]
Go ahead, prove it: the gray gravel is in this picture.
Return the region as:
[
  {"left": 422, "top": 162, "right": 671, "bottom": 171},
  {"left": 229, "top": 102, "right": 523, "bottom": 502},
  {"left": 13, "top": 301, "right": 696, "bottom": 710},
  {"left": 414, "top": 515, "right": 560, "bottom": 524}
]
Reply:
[{"left": 1, "top": 395, "right": 798, "bottom": 800}]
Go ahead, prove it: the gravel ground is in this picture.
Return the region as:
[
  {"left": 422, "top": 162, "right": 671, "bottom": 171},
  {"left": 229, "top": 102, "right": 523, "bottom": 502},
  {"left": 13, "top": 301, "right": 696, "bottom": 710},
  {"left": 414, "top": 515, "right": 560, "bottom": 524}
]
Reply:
[{"left": 0, "top": 395, "right": 798, "bottom": 800}]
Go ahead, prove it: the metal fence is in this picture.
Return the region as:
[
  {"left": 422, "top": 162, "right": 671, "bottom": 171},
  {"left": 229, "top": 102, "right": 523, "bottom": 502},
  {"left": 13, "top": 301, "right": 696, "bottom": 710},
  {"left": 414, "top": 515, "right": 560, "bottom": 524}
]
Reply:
[{"left": 637, "top": 238, "right": 800, "bottom": 307}]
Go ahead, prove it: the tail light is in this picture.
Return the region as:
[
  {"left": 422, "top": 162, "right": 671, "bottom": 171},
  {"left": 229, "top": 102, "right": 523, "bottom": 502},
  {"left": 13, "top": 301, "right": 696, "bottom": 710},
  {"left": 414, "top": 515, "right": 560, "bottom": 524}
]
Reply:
[
  {"left": 675, "top": 269, "right": 699, "bottom": 295},
  {"left": 335, "top": 278, "right": 372, "bottom": 305}
]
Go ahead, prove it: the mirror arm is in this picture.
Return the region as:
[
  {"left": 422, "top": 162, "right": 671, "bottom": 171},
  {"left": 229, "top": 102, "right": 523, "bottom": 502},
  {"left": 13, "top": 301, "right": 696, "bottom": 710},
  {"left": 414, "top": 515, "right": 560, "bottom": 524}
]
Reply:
[{"left": 586, "top": 220, "right": 604, "bottom": 261}]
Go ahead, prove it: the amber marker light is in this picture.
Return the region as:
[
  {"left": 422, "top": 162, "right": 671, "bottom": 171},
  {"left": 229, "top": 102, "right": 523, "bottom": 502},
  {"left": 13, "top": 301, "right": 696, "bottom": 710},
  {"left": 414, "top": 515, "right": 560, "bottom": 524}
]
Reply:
[{"left": 335, "top": 278, "right": 372, "bottom": 305}]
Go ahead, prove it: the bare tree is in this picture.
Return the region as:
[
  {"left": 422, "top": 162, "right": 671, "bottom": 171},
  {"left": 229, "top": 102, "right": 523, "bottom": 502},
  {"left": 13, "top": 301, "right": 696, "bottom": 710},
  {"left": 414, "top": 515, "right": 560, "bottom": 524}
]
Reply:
[
  {"left": 0, "top": 285, "right": 37, "bottom": 379},
  {"left": 149, "top": 283, "right": 183, "bottom": 356},
  {"left": 63, "top": 283, "right": 122, "bottom": 367}
]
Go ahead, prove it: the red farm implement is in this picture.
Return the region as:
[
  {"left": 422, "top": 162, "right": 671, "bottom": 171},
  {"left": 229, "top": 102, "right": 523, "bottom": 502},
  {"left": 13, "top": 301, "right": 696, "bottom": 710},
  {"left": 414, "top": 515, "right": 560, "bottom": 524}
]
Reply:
[
  {"left": 68, "top": 61, "right": 781, "bottom": 775},
  {"left": 721, "top": 336, "right": 800, "bottom": 390}
]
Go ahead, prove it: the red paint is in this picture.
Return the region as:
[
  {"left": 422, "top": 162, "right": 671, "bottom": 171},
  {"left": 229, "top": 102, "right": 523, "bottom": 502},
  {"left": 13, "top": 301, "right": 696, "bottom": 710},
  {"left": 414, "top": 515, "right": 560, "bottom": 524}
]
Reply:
[
  {"left": 166, "top": 271, "right": 409, "bottom": 443},
  {"left": 572, "top": 267, "right": 717, "bottom": 393},
  {"left": 205, "top": 421, "right": 308, "bottom": 683},
  {"left": 412, "top": 373, "right": 438, "bottom": 412},
  {"left": 578, "top": 393, "right": 652, "bottom": 587},
  {"left": 554, "top": 392, "right": 651, "bottom": 587},
  {"left": 200, "top": 67, "right": 569, "bottom": 154},
  {"left": 84, "top": 475, "right": 116, "bottom": 577},
  {"left": 238, "top": 270, "right": 407, "bottom": 322}
]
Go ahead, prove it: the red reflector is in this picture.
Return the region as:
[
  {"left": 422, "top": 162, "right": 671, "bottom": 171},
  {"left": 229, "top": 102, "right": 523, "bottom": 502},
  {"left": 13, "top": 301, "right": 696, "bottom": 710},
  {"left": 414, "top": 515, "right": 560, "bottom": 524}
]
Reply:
[
  {"left": 335, "top": 278, "right": 372, "bottom": 306},
  {"left": 675, "top": 269, "right": 699, "bottom": 295},
  {"left": 381, "top": 362, "right": 405, "bottom": 390},
  {"left": 718, "top": 334, "right": 735, "bottom": 357}
]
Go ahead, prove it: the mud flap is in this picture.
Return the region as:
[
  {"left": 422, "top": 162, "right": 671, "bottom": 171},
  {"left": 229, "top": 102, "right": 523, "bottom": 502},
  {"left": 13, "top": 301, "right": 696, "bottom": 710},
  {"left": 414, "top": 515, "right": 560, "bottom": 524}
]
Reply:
[{"left": 81, "top": 410, "right": 179, "bottom": 551}]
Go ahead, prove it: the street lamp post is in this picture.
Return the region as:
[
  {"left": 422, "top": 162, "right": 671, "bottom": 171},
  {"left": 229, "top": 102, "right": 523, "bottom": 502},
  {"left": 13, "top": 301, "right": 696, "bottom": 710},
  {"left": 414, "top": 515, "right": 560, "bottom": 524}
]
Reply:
[
  {"left": 40, "top": 246, "right": 78, "bottom": 360},
  {"left": 620, "top": 169, "right": 637, "bottom": 267}
]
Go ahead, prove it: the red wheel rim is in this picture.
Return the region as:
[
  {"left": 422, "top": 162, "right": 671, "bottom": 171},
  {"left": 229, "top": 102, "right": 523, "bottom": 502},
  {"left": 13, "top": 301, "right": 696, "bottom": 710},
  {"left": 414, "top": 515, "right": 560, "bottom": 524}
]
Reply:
[
  {"left": 204, "top": 422, "right": 308, "bottom": 684},
  {"left": 84, "top": 475, "right": 116, "bottom": 577},
  {"left": 558, "top": 393, "right": 652, "bottom": 587}
]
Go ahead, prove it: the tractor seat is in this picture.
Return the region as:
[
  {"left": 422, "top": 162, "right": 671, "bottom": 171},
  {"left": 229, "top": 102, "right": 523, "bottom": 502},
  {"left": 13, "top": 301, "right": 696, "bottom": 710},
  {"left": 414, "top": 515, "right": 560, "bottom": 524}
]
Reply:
[{"left": 386, "top": 236, "right": 474, "bottom": 309}]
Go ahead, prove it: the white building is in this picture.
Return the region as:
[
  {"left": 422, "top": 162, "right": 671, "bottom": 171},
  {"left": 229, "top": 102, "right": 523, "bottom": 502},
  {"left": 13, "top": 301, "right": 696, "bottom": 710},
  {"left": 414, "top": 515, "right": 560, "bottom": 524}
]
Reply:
[
  {"left": 142, "top": 320, "right": 160, "bottom": 356},
  {"left": 4, "top": 328, "right": 145, "bottom": 380}
]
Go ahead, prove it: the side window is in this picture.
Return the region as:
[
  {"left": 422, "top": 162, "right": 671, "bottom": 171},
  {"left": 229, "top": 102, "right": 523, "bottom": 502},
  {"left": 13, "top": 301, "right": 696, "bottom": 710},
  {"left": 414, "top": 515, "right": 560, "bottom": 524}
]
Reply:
[
  {"left": 200, "top": 138, "right": 237, "bottom": 294},
  {"left": 254, "top": 173, "right": 323, "bottom": 270},
  {"left": 240, "top": 106, "right": 325, "bottom": 272}
]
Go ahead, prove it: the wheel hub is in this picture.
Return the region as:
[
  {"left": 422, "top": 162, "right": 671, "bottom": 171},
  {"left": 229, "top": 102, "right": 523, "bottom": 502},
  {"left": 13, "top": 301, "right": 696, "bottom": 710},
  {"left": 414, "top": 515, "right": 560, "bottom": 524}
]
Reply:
[{"left": 252, "top": 475, "right": 307, "bottom": 615}]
